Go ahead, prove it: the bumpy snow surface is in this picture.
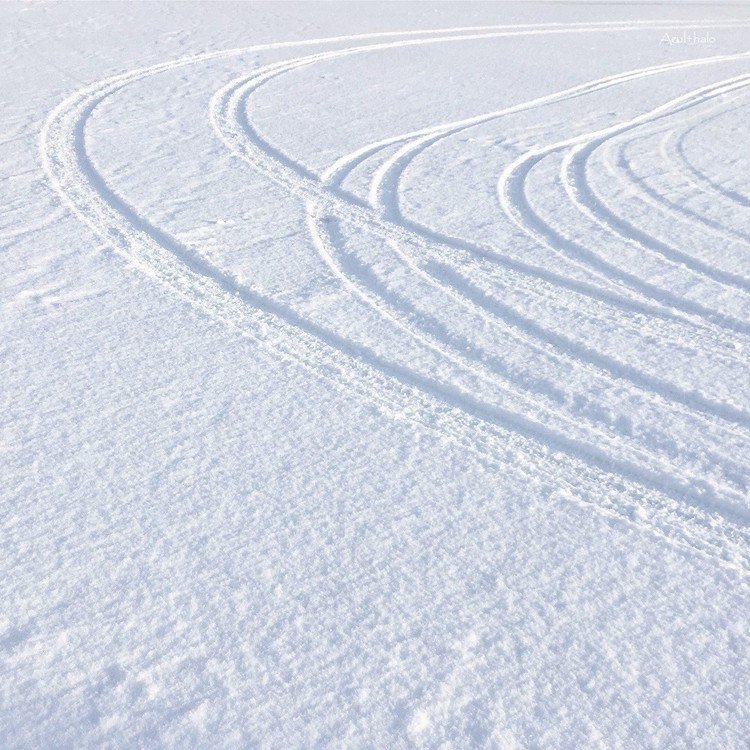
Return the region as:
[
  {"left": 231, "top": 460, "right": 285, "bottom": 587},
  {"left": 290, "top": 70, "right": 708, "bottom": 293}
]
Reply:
[{"left": 3, "top": 1, "right": 750, "bottom": 746}]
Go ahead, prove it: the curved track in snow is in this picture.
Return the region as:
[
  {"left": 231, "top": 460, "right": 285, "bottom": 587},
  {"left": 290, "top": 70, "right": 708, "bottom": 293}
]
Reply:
[
  {"left": 669, "top": 98, "right": 750, "bottom": 208},
  {"left": 600, "top": 96, "right": 750, "bottom": 248},
  {"left": 210, "top": 34, "right": 750, "bottom": 498},
  {"left": 498, "top": 71, "right": 750, "bottom": 332},
  {"left": 41, "top": 21, "right": 750, "bottom": 573}
]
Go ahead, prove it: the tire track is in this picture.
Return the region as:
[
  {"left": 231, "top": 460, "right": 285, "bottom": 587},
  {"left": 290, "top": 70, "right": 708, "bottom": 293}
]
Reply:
[
  {"left": 41, "top": 24, "right": 750, "bottom": 572},
  {"left": 217, "top": 46, "right": 718, "bottom": 327},
  {"left": 212, "top": 39, "right": 750, "bottom": 517},
  {"left": 348, "top": 84, "right": 750, "bottom": 431},
  {"left": 560, "top": 75, "right": 750, "bottom": 295},
  {"left": 498, "top": 65, "right": 750, "bottom": 336},
  {"left": 320, "top": 49, "right": 750, "bottom": 344},
  {"left": 600, "top": 95, "right": 750, "bottom": 249},
  {"left": 670, "top": 98, "right": 750, "bottom": 209},
  {"left": 216, "top": 37, "right": 750, "bottom": 498},
  {"left": 306, "top": 199, "right": 750, "bottom": 496},
  {"left": 217, "top": 45, "right": 750, "bottom": 428}
]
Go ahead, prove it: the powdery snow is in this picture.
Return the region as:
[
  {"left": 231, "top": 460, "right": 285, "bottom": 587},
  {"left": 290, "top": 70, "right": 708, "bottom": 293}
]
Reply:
[{"left": 2, "top": 2, "right": 749, "bottom": 747}]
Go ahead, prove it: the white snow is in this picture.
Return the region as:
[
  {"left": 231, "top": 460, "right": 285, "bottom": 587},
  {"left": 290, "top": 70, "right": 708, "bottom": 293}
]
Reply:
[{"left": 2, "top": 1, "right": 750, "bottom": 746}]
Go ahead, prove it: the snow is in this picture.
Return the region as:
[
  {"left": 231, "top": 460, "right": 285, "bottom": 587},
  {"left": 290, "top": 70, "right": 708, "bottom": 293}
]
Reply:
[{"left": 2, "top": 1, "right": 750, "bottom": 746}]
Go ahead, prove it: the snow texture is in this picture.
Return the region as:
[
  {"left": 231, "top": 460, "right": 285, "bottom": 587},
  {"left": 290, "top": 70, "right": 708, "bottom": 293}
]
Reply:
[{"left": 2, "top": 1, "right": 750, "bottom": 747}]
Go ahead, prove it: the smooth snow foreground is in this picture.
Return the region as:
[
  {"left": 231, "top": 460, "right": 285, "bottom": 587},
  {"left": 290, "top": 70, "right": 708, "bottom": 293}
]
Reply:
[{"left": 2, "top": 2, "right": 750, "bottom": 747}]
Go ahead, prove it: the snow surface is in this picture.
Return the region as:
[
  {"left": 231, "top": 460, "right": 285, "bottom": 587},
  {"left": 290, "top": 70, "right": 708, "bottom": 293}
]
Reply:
[{"left": 2, "top": 1, "right": 750, "bottom": 746}]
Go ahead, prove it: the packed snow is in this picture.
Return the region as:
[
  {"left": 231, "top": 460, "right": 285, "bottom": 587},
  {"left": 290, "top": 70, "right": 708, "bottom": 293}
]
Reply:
[{"left": 2, "top": 1, "right": 750, "bottom": 747}]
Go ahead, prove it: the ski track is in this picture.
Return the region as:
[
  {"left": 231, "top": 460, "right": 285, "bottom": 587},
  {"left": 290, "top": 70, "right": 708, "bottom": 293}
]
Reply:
[{"left": 40, "top": 22, "right": 750, "bottom": 574}]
